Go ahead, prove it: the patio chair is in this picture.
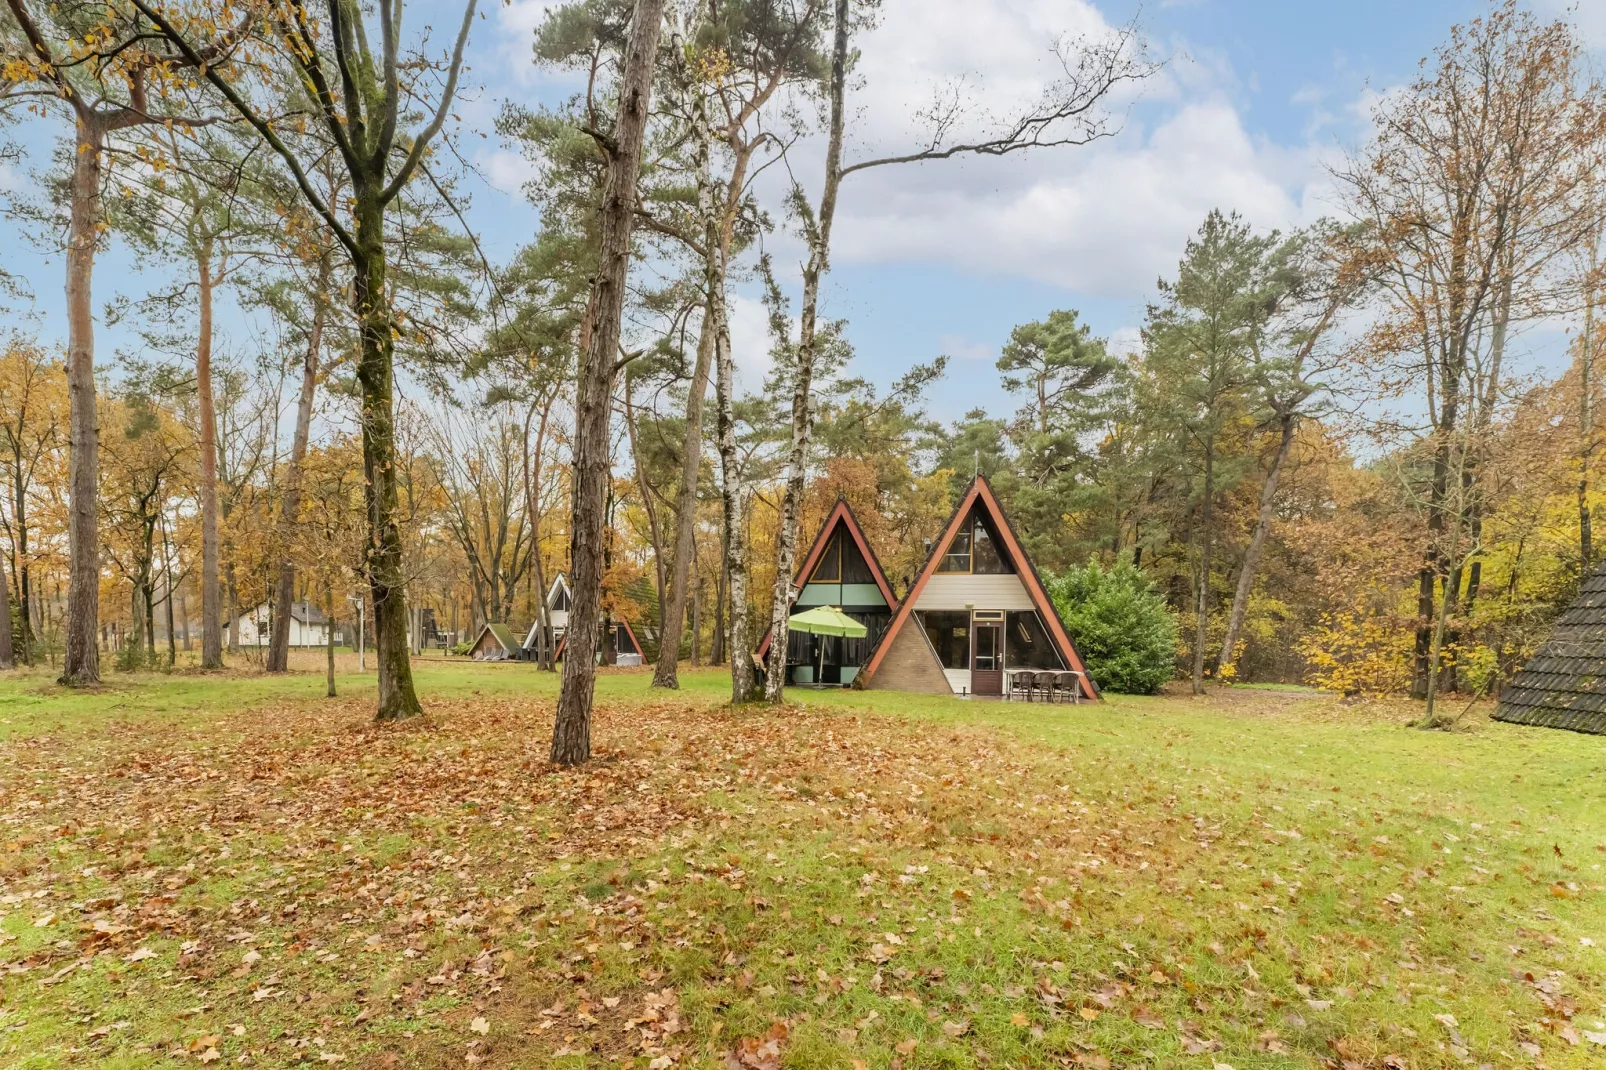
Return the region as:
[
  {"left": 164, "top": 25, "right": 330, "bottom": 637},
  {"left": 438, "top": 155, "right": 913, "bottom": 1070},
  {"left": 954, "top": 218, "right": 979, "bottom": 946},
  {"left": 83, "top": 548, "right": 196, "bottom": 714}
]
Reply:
[
  {"left": 1051, "top": 672, "right": 1083, "bottom": 704},
  {"left": 1010, "top": 671, "right": 1037, "bottom": 703}
]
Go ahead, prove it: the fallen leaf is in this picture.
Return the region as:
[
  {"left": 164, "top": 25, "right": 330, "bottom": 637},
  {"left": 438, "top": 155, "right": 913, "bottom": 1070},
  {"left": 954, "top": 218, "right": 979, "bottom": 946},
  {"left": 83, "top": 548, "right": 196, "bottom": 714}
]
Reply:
[{"left": 470, "top": 1017, "right": 489, "bottom": 1035}]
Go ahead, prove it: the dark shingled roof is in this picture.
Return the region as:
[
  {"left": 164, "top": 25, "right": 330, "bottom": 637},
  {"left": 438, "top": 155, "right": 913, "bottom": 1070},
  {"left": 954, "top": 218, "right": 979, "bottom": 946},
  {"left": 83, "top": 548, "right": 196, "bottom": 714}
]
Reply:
[{"left": 1494, "top": 564, "right": 1606, "bottom": 735}]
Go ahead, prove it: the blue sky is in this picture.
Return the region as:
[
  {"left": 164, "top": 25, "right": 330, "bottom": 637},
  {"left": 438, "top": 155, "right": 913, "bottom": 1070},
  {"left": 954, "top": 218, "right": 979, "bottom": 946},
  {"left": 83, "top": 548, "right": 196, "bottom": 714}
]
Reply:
[{"left": 2, "top": 0, "right": 1598, "bottom": 425}]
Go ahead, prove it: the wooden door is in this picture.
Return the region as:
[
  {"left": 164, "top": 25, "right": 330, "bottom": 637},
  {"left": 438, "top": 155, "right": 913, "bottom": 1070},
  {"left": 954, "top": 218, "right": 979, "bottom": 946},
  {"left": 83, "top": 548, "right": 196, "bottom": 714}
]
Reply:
[{"left": 972, "top": 621, "right": 1003, "bottom": 695}]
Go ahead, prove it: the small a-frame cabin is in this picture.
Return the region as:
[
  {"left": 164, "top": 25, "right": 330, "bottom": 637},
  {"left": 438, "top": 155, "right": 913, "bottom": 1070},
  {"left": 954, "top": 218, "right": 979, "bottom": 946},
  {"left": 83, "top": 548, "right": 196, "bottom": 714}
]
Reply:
[
  {"left": 859, "top": 475, "right": 1097, "bottom": 699},
  {"left": 554, "top": 619, "right": 646, "bottom": 666},
  {"left": 756, "top": 499, "right": 898, "bottom": 686},
  {"left": 522, "top": 573, "right": 572, "bottom": 658},
  {"left": 1494, "top": 563, "right": 1606, "bottom": 735},
  {"left": 468, "top": 622, "right": 521, "bottom": 661}
]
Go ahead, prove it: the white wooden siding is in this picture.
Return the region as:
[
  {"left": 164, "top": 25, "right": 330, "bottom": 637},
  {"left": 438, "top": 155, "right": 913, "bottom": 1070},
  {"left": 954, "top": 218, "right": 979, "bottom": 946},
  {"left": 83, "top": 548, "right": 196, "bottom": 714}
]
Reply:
[
  {"left": 915, "top": 573, "right": 1034, "bottom": 611},
  {"left": 943, "top": 668, "right": 972, "bottom": 693}
]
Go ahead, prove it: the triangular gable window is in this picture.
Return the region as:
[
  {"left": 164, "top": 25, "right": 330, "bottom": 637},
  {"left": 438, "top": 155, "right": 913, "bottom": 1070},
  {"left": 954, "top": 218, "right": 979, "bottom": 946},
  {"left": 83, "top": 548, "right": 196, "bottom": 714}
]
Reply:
[{"left": 937, "top": 505, "right": 1014, "bottom": 574}]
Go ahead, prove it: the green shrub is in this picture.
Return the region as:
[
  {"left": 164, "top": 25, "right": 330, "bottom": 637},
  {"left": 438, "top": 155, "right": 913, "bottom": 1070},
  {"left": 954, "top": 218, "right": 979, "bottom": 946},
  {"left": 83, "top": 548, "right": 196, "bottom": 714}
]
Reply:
[{"left": 1046, "top": 560, "right": 1177, "bottom": 694}]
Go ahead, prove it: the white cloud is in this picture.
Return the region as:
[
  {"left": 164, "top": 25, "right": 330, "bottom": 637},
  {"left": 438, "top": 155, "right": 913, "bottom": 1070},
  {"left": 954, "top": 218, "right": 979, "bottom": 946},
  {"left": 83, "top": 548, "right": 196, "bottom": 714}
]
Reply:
[
  {"left": 725, "top": 293, "right": 775, "bottom": 392},
  {"left": 481, "top": 148, "right": 540, "bottom": 195},
  {"left": 741, "top": 0, "right": 1343, "bottom": 301},
  {"left": 938, "top": 333, "right": 996, "bottom": 361},
  {"left": 1534, "top": 0, "right": 1606, "bottom": 47},
  {"left": 833, "top": 97, "right": 1329, "bottom": 297}
]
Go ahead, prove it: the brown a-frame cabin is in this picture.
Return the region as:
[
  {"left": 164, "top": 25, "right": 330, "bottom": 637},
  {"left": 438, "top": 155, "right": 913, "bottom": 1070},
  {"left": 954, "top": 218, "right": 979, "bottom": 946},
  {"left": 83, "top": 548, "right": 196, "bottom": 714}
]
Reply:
[
  {"left": 859, "top": 475, "right": 1098, "bottom": 699},
  {"left": 756, "top": 498, "right": 899, "bottom": 686}
]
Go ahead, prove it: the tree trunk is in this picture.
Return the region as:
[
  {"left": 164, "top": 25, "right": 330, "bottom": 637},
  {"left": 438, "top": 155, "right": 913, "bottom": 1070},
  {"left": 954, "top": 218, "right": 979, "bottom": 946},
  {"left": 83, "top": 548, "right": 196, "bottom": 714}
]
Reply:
[
  {"left": 326, "top": 580, "right": 337, "bottom": 697},
  {"left": 713, "top": 264, "right": 754, "bottom": 699},
  {"left": 653, "top": 51, "right": 722, "bottom": 690},
  {"left": 652, "top": 306, "right": 714, "bottom": 688},
  {"left": 762, "top": 0, "right": 848, "bottom": 703},
  {"left": 522, "top": 395, "right": 556, "bottom": 671},
  {"left": 0, "top": 552, "right": 15, "bottom": 670},
  {"left": 195, "top": 241, "right": 223, "bottom": 669},
  {"left": 1217, "top": 414, "right": 1295, "bottom": 676},
  {"left": 161, "top": 510, "right": 176, "bottom": 668},
  {"left": 268, "top": 270, "right": 325, "bottom": 672},
  {"left": 689, "top": 565, "right": 702, "bottom": 667},
  {"left": 552, "top": 0, "right": 666, "bottom": 765},
  {"left": 350, "top": 189, "right": 422, "bottom": 722},
  {"left": 1191, "top": 438, "right": 1214, "bottom": 695},
  {"left": 178, "top": 588, "right": 190, "bottom": 650},
  {"left": 60, "top": 117, "right": 104, "bottom": 687}
]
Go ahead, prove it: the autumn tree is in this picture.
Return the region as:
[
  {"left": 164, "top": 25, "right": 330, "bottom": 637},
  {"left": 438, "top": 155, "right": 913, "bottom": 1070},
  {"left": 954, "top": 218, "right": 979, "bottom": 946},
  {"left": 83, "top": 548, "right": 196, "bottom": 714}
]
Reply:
[
  {"left": 2, "top": 0, "right": 239, "bottom": 684},
  {"left": 136, "top": 0, "right": 478, "bottom": 719},
  {"left": 0, "top": 338, "right": 65, "bottom": 663},
  {"left": 1337, "top": 1, "right": 1604, "bottom": 704}
]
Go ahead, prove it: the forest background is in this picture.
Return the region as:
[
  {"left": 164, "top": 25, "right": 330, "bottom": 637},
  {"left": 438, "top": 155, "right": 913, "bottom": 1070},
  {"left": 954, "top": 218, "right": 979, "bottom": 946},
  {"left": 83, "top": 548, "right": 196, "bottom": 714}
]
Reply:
[{"left": 1, "top": 0, "right": 1604, "bottom": 730}]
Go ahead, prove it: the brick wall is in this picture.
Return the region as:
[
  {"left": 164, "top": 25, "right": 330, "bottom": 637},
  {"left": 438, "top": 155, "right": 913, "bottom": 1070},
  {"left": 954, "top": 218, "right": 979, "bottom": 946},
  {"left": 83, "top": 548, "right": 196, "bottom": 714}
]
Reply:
[{"left": 868, "top": 621, "right": 952, "bottom": 695}]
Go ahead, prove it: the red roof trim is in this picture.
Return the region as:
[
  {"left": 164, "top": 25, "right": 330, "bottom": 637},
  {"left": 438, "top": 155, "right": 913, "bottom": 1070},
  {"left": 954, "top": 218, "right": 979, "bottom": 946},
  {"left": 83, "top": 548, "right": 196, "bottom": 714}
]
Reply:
[
  {"left": 554, "top": 620, "right": 644, "bottom": 662},
  {"left": 755, "top": 499, "right": 898, "bottom": 659},
  {"left": 861, "top": 475, "right": 1099, "bottom": 698}
]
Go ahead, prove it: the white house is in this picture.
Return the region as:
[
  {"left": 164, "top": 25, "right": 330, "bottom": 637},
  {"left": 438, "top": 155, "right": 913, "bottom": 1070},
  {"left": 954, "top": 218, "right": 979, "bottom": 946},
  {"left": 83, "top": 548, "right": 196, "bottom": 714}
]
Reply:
[{"left": 231, "top": 601, "right": 332, "bottom": 648}]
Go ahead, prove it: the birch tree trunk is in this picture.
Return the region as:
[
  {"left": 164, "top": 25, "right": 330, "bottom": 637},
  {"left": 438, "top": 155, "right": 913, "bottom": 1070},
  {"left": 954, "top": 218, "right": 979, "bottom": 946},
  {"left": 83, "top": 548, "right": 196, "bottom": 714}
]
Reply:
[
  {"left": 714, "top": 289, "right": 754, "bottom": 700},
  {"left": 267, "top": 266, "right": 326, "bottom": 672},
  {"left": 551, "top": 0, "right": 667, "bottom": 764},
  {"left": 196, "top": 239, "right": 224, "bottom": 669},
  {"left": 1218, "top": 414, "right": 1295, "bottom": 675},
  {"left": 762, "top": 0, "right": 848, "bottom": 703},
  {"left": 60, "top": 116, "right": 104, "bottom": 686}
]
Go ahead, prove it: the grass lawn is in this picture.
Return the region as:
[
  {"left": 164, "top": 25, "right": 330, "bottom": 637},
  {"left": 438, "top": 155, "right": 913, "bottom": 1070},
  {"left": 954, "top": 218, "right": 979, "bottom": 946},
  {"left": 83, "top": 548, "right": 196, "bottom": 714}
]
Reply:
[{"left": 0, "top": 656, "right": 1602, "bottom": 1068}]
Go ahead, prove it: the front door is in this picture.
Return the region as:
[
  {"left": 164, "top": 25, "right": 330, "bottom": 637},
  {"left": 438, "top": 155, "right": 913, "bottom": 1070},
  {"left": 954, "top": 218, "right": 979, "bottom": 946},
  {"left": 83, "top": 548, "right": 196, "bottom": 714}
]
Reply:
[{"left": 972, "top": 621, "right": 1003, "bottom": 695}]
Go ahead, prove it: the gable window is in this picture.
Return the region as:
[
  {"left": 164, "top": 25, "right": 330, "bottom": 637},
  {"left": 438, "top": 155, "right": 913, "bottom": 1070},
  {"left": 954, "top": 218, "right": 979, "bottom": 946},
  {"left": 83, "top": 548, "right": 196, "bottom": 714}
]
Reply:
[
  {"left": 811, "top": 531, "right": 842, "bottom": 583},
  {"left": 938, "top": 526, "right": 972, "bottom": 573},
  {"left": 1004, "top": 610, "right": 1066, "bottom": 670},
  {"left": 972, "top": 513, "right": 1007, "bottom": 574}
]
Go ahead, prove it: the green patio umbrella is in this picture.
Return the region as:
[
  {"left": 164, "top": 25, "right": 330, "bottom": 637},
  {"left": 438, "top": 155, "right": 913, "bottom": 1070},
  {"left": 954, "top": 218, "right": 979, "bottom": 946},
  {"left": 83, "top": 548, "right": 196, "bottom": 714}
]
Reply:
[{"left": 787, "top": 606, "right": 867, "bottom": 685}]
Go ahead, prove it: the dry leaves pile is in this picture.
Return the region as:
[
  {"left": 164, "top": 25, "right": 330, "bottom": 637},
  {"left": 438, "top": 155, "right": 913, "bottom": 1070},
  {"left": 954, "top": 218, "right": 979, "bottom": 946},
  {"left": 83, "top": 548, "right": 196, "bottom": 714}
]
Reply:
[{"left": 0, "top": 684, "right": 1600, "bottom": 1068}]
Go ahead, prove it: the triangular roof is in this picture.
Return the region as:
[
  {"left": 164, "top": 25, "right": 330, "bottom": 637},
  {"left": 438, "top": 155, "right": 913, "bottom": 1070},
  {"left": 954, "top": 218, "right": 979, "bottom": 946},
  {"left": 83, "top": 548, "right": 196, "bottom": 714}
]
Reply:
[
  {"left": 554, "top": 618, "right": 645, "bottom": 661},
  {"left": 1494, "top": 561, "right": 1606, "bottom": 734},
  {"left": 547, "top": 572, "right": 571, "bottom": 609},
  {"left": 471, "top": 622, "right": 519, "bottom": 653},
  {"left": 860, "top": 475, "right": 1099, "bottom": 698},
  {"left": 755, "top": 498, "right": 899, "bottom": 660}
]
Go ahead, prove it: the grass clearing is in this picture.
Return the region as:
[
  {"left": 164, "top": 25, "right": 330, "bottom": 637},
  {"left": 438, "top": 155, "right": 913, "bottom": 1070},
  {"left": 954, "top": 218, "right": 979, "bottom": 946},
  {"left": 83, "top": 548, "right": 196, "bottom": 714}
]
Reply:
[{"left": 0, "top": 658, "right": 1603, "bottom": 1068}]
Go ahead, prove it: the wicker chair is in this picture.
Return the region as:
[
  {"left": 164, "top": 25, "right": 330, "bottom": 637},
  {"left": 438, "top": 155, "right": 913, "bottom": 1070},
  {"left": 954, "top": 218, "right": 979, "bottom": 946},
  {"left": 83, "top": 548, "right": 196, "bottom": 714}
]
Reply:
[
  {"left": 1010, "top": 671, "right": 1037, "bottom": 703},
  {"left": 1052, "top": 671, "right": 1083, "bottom": 704}
]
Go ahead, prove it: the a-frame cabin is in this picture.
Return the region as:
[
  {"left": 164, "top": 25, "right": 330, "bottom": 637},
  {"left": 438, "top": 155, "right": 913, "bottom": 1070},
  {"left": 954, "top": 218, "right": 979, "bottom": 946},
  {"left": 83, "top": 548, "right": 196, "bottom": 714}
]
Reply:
[
  {"left": 553, "top": 619, "right": 646, "bottom": 666},
  {"left": 756, "top": 499, "right": 898, "bottom": 686},
  {"left": 859, "top": 475, "right": 1097, "bottom": 699},
  {"left": 522, "top": 573, "right": 571, "bottom": 657}
]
